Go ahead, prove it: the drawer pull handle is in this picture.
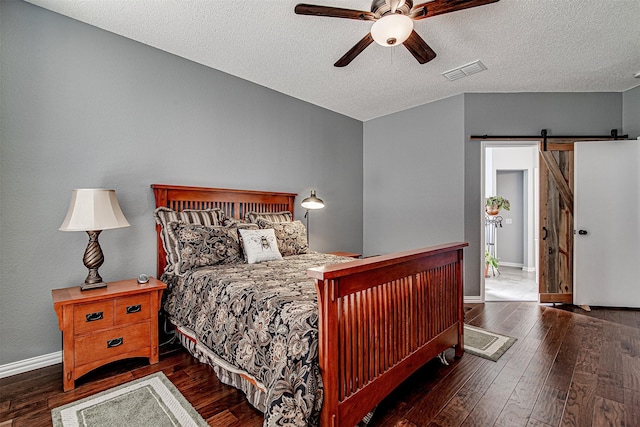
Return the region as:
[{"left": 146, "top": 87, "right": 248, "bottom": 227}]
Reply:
[
  {"left": 107, "top": 337, "right": 123, "bottom": 348},
  {"left": 126, "top": 304, "right": 142, "bottom": 314},
  {"left": 85, "top": 312, "right": 104, "bottom": 322}
]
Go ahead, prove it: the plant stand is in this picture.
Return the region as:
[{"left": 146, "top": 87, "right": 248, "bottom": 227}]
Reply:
[{"left": 485, "top": 214, "right": 503, "bottom": 277}]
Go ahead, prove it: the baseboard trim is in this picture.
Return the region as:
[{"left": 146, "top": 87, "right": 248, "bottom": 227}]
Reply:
[
  {"left": 0, "top": 351, "right": 62, "bottom": 379},
  {"left": 464, "top": 296, "right": 483, "bottom": 303},
  {"left": 499, "top": 262, "right": 524, "bottom": 268}
]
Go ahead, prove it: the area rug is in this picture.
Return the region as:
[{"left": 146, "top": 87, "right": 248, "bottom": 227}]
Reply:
[
  {"left": 51, "top": 372, "right": 208, "bottom": 427},
  {"left": 464, "top": 325, "right": 517, "bottom": 362}
]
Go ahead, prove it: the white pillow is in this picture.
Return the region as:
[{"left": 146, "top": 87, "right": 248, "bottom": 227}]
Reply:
[{"left": 238, "top": 228, "right": 283, "bottom": 264}]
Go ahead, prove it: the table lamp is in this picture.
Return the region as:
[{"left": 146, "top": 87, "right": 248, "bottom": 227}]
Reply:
[{"left": 59, "top": 189, "right": 130, "bottom": 290}]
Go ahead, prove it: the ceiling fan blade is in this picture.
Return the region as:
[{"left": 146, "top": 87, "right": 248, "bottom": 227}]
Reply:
[
  {"left": 295, "top": 4, "right": 377, "bottom": 21},
  {"left": 334, "top": 33, "right": 374, "bottom": 67},
  {"left": 411, "top": 0, "right": 499, "bottom": 20},
  {"left": 403, "top": 31, "right": 437, "bottom": 64}
]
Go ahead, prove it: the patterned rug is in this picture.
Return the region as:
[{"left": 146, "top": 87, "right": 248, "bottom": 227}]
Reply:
[
  {"left": 464, "top": 325, "right": 517, "bottom": 361},
  {"left": 51, "top": 372, "right": 208, "bottom": 427}
]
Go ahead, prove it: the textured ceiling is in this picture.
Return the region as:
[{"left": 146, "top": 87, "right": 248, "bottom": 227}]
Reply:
[{"left": 25, "top": 0, "right": 640, "bottom": 121}]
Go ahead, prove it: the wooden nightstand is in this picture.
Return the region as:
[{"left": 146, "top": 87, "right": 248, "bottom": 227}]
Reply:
[
  {"left": 52, "top": 277, "right": 167, "bottom": 391},
  {"left": 328, "top": 251, "right": 361, "bottom": 259}
]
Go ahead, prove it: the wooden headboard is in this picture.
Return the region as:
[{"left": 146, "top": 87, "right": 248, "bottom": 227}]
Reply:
[{"left": 151, "top": 184, "right": 297, "bottom": 277}]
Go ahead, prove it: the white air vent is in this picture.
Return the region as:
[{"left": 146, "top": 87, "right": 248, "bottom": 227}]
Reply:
[{"left": 442, "top": 60, "right": 487, "bottom": 81}]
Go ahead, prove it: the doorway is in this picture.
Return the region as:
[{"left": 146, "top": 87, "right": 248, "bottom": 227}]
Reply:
[{"left": 482, "top": 143, "right": 539, "bottom": 301}]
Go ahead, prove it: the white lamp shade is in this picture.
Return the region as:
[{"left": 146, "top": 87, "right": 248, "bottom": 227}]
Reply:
[
  {"left": 59, "top": 189, "right": 130, "bottom": 231},
  {"left": 371, "top": 14, "right": 414, "bottom": 47},
  {"left": 301, "top": 190, "right": 325, "bottom": 210}
]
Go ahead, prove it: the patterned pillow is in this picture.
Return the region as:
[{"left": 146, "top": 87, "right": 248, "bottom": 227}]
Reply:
[
  {"left": 153, "top": 207, "right": 227, "bottom": 274},
  {"left": 256, "top": 219, "right": 308, "bottom": 256},
  {"left": 245, "top": 211, "right": 293, "bottom": 223},
  {"left": 238, "top": 228, "right": 283, "bottom": 264},
  {"left": 169, "top": 222, "right": 242, "bottom": 276}
]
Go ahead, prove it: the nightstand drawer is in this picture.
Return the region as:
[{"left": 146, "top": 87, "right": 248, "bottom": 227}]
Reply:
[
  {"left": 115, "top": 294, "right": 150, "bottom": 325},
  {"left": 74, "top": 300, "right": 114, "bottom": 335},
  {"left": 74, "top": 323, "right": 150, "bottom": 366}
]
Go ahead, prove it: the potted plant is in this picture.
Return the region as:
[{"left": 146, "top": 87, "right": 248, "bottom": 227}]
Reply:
[
  {"left": 485, "top": 196, "right": 510, "bottom": 215},
  {"left": 485, "top": 249, "right": 499, "bottom": 277}
]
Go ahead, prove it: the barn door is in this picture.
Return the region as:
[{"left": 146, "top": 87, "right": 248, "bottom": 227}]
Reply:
[
  {"left": 538, "top": 142, "right": 574, "bottom": 303},
  {"left": 574, "top": 140, "right": 640, "bottom": 308}
]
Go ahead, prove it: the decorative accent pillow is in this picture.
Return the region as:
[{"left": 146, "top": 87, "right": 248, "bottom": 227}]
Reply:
[
  {"left": 245, "top": 211, "right": 293, "bottom": 224},
  {"left": 153, "top": 207, "right": 227, "bottom": 274},
  {"left": 169, "top": 223, "right": 242, "bottom": 276},
  {"left": 238, "top": 228, "right": 283, "bottom": 264},
  {"left": 255, "top": 219, "right": 308, "bottom": 256}
]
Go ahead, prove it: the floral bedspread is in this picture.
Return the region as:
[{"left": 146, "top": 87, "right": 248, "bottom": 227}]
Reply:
[{"left": 163, "top": 252, "right": 352, "bottom": 427}]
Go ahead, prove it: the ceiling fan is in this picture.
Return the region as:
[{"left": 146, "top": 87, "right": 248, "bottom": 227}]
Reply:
[{"left": 295, "top": 0, "right": 499, "bottom": 67}]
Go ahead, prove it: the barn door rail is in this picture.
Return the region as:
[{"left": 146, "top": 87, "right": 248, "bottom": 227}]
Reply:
[{"left": 469, "top": 128, "right": 628, "bottom": 151}]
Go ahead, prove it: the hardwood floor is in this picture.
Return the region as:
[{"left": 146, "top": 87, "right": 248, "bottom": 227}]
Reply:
[{"left": 1, "top": 302, "right": 639, "bottom": 427}]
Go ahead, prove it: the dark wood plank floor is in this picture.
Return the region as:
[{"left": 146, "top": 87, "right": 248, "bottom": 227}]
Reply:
[{"left": 1, "top": 302, "right": 639, "bottom": 427}]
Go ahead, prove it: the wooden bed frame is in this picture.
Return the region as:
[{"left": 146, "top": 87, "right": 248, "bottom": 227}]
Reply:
[{"left": 151, "top": 184, "right": 467, "bottom": 427}]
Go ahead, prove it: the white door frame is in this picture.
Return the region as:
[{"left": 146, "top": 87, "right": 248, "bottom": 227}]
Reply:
[{"left": 480, "top": 141, "right": 539, "bottom": 301}]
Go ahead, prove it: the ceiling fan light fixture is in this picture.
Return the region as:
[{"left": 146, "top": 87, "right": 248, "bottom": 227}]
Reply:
[{"left": 371, "top": 14, "right": 413, "bottom": 47}]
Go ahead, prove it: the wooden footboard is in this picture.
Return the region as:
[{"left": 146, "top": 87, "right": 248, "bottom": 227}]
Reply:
[{"left": 307, "top": 242, "right": 467, "bottom": 427}]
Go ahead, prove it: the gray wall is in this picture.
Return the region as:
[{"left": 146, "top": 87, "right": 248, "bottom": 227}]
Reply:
[
  {"left": 464, "top": 93, "right": 623, "bottom": 296},
  {"left": 496, "top": 170, "right": 524, "bottom": 265},
  {"left": 623, "top": 85, "right": 640, "bottom": 139},
  {"left": 363, "top": 95, "right": 465, "bottom": 256},
  {"left": 0, "top": 1, "right": 363, "bottom": 365}
]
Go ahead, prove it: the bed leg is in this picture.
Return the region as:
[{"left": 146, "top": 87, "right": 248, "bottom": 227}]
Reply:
[{"left": 455, "top": 344, "right": 464, "bottom": 358}]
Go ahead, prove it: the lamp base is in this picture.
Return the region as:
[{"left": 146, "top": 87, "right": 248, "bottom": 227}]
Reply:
[
  {"left": 81, "top": 230, "right": 107, "bottom": 291},
  {"left": 81, "top": 281, "right": 107, "bottom": 291}
]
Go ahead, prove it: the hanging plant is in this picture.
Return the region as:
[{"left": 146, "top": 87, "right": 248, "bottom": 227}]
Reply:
[{"left": 485, "top": 196, "right": 510, "bottom": 215}]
